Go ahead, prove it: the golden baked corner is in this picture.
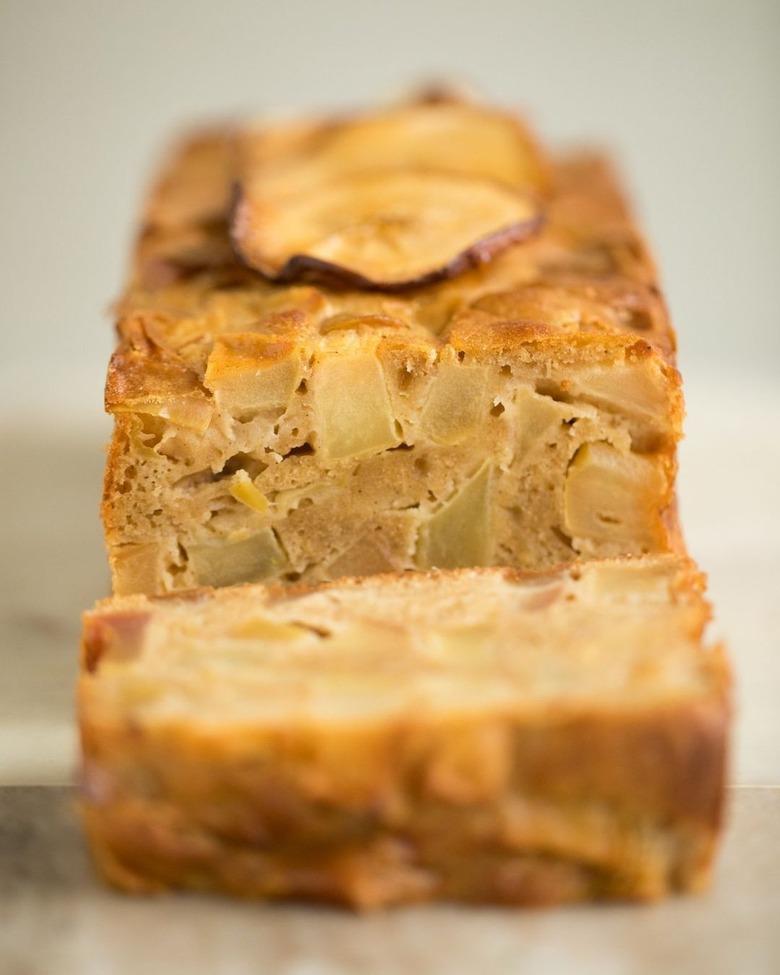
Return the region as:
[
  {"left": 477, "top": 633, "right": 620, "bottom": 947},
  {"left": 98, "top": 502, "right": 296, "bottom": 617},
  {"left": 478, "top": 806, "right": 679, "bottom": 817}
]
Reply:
[
  {"left": 102, "top": 92, "right": 684, "bottom": 596},
  {"left": 78, "top": 556, "right": 730, "bottom": 907}
]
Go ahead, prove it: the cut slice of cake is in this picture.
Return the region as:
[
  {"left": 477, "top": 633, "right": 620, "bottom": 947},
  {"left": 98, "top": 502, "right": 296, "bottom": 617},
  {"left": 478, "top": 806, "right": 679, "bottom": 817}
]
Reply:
[
  {"left": 103, "top": 93, "right": 683, "bottom": 596},
  {"left": 79, "top": 556, "right": 729, "bottom": 907}
]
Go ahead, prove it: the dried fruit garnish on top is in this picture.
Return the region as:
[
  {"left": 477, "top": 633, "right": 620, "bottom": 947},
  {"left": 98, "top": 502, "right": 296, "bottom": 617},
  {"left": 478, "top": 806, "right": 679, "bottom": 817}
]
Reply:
[
  {"left": 231, "top": 101, "right": 548, "bottom": 290},
  {"left": 233, "top": 169, "right": 542, "bottom": 290}
]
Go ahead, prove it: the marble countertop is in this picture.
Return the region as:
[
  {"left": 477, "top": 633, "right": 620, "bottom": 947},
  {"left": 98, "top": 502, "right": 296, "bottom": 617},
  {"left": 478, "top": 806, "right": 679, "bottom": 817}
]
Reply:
[{"left": 2, "top": 787, "right": 778, "bottom": 974}]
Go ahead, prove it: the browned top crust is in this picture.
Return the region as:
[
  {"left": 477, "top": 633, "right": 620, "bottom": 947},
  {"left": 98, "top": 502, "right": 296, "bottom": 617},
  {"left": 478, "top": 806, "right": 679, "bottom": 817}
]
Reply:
[{"left": 107, "top": 105, "right": 677, "bottom": 416}]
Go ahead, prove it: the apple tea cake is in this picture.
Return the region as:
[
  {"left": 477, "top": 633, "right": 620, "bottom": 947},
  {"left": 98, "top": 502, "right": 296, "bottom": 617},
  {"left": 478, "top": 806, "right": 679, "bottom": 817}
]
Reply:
[{"left": 103, "top": 96, "right": 683, "bottom": 595}]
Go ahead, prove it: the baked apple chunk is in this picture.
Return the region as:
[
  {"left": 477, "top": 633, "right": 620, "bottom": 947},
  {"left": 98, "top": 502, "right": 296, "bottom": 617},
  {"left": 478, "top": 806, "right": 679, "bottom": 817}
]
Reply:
[
  {"left": 103, "top": 96, "right": 684, "bottom": 595},
  {"left": 312, "top": 345, "right": 399, "bottom": 460}
]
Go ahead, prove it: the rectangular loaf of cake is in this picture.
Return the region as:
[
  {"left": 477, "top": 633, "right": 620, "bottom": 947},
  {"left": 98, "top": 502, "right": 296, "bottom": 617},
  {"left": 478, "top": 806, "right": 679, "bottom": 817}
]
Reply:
[
  {"left": 103, "top": 95, "right": 683, "bottom": 595},
  {"left": 79, "top": 556, "right": 729, "bottom": 907}
]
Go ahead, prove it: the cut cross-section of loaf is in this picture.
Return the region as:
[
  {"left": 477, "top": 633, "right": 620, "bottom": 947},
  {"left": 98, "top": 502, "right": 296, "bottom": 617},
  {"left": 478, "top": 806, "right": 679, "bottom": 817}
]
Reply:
[
  {"left": 103, "top": 95, "right": 683, "bottom": 595},
  {"left": 79, "top": 556, "right": 729, "bottom": 907}
]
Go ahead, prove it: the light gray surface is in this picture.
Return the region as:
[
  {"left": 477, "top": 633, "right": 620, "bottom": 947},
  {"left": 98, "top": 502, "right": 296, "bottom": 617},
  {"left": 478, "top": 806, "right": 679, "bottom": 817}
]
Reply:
[
  {"left": 0, "top": 417, "right": 109, "bottom": 785},
  {"left": 1, "top": 787, "right": 778, "bottom": 975}
]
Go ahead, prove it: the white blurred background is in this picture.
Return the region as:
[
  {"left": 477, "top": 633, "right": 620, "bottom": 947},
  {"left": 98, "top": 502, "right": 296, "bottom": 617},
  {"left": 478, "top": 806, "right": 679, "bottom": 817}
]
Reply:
[
  {"left": 1, "top": 0, "right": 778, "bottom": 399},
  {"left": 0, "top": 0, "right": 778, "bottom": 783}
]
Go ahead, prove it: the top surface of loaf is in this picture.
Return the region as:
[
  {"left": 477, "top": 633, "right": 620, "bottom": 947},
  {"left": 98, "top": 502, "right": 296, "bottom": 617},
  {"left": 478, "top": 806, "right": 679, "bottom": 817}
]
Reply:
[
  {"left": 82, "top": 557, "right": 721, "bottom": 727},
  {"left": 108, "top": 96, "right": 676, "bottom": 416}
]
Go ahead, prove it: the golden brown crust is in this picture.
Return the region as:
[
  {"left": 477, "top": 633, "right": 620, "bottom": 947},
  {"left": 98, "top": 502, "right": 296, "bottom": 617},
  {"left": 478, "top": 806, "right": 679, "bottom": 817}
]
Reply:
[
  {"left": 118, "top": 141, "right": 678, "bottom": 386},
  {"left": 80, "top": 689, "right": 728, "bottom": 908},
  {"left": 111, "top": 131, "right": 682, "bottom": 410},
  {"left": 82, "top": 695, "right": 728, "bottom": 907}
]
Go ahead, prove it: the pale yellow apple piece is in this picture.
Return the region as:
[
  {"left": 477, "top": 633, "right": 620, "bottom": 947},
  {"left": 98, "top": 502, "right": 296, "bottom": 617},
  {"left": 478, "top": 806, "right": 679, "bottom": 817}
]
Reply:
[
  {"left": 188, "top": 529, "right": 287, "bottom": 587},
  {"left": 421, "top": 362, "right": 489, "bottom": 445},
  {"left": 564, "top": 442, "right": 666, "bottom": 550},
  {"left": 204, "top": 334, "right": 302, "bottom": 411},
  {"left": 313, "top": 351, "right": 398, "bottom": 461},
  {"left": 515, "top": 386, "right": 577, "bottom": 457},
  {"left": 228, "top": 471, "right": 269, "bottom": 513},
  {"left": 417, "top": 463, "right": 492, "bottom": 569}
]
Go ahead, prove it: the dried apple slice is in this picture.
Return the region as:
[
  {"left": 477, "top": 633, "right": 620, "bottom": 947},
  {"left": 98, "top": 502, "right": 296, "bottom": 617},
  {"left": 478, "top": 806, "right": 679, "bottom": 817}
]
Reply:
[
  {"left": 233, "top": 170, "right": 542, "bottom": 290},
  {"left": 240, "top": 102, "right": 549, "bottom": 196},
  {"left": 300, "top": 102, "right": 548, "bottom": 190}
]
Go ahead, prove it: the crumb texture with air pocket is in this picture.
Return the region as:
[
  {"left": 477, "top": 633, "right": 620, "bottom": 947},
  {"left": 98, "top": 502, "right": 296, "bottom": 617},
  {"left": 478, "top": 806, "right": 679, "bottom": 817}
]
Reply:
[{"left": 102, "top": 94, "right": 683, "bottom": 595}]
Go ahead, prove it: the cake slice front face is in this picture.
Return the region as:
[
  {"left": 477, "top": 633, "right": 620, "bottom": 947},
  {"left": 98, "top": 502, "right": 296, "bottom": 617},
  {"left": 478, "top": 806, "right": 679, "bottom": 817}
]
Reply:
[
  {"left": 103, "top": 98, "right": 683, "bottom": 595},
  {"left": 79, "top": 556, "right": 729, "bottom": 906}
]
